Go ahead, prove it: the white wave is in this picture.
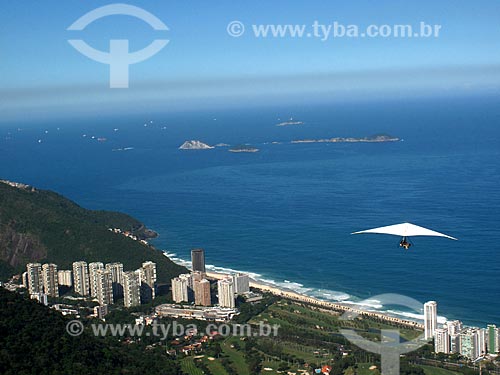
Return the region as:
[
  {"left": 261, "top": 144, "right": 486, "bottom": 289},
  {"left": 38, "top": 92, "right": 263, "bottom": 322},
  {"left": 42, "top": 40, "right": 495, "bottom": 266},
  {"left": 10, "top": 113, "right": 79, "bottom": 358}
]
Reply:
[
  {"left": 385, "top": 310, "right": 448, "bottom": 324},
  {"left": 345, "top": 299, "right": 384, "bottom": 310}
]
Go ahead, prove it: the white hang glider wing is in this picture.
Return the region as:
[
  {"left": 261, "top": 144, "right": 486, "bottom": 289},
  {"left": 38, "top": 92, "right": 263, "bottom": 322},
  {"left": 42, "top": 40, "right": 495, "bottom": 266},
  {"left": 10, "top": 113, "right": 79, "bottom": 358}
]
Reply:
[{"left": 352, "top": 222, "right": 457, "bottom": 240}]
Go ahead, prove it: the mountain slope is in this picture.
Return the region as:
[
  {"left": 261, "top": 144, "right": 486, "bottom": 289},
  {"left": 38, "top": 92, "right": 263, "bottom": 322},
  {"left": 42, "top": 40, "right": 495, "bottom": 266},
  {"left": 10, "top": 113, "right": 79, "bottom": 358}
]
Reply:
[
  {"left": 0, "top": 181, "right": 187, "bottom": 281},
  {"left": 0, "top": 288, "right": 179, "bottom": 375}
]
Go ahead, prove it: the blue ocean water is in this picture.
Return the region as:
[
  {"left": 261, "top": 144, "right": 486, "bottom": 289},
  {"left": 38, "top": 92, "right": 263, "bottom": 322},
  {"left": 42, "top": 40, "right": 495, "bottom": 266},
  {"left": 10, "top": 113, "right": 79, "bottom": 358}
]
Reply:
[{"left": 1, "top": 95, "right": 499, "bottom": 326}]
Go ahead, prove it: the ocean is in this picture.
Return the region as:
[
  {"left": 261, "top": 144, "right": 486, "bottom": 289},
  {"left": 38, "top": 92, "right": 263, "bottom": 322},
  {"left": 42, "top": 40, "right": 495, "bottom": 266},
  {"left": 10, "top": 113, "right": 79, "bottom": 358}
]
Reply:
[{"left": 1, "top": 94, "right": 499, "bottom": 327}]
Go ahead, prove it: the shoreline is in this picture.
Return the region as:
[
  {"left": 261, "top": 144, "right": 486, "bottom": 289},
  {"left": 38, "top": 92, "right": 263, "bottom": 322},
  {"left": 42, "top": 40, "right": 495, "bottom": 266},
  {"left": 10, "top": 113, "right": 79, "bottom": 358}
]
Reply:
[
  {"left": 204, "top": 270, "right": 424, "bottom": 330},
  {"left": 162, "top": 248, "right": 428, "bottom": 329}
]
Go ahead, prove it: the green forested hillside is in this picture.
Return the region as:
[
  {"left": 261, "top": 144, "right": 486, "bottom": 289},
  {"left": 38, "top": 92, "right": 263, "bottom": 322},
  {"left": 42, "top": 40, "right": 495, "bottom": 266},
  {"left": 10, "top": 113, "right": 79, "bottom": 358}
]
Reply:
[
  {"left": 0, "top": 181, "right": 187, "bottom": 281},
  {"left": 0, "top": 288, "right": 179, "bottom": 375}
]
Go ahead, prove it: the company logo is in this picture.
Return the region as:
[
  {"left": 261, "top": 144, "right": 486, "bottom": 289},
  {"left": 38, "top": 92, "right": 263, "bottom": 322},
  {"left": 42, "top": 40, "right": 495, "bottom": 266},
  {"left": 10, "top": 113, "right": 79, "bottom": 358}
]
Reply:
[
  {"left": 67, "top": 3, "right": 169, "bottom": 88},
  {"left": 339, "top": 294, "right": 427, "bottom": 375}
]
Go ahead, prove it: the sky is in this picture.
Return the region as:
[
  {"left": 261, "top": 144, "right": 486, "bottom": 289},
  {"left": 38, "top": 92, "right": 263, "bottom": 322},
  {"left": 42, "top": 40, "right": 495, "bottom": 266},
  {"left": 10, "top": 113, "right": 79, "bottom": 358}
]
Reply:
[{"left": 1, "top": 0, "right": 500, "bottom": 122}]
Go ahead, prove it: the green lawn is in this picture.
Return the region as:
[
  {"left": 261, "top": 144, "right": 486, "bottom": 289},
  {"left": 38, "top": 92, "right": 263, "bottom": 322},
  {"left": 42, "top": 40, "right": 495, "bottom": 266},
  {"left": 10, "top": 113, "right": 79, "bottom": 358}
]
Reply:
[
  {"left": 203, "top": 357, "right": 229, "bottom": 375},
  {"left": 222, "top": 337, "right": 250, "bottom": 375},
  {"left": 420, "top": 364, "right": 461, "bottom": 375},
  {"left": 181, "top": 357, "right": 204, "bottom": 375}
]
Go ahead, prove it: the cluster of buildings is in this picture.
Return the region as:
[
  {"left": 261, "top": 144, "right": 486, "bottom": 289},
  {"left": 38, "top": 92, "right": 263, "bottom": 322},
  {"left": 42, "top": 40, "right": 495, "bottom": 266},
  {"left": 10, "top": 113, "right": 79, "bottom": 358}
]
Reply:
[
  {"left": 108, "top": 227, "right": 149, "bottom": 246},
  {"left": 24, "top": 260, "right": 157, "bottom": 309},
  {"left": 170, "top": 248, "right": 250, "bottom": 308},
  {"left": 424, "top": 301, "right": 499, "bottom": 359}
]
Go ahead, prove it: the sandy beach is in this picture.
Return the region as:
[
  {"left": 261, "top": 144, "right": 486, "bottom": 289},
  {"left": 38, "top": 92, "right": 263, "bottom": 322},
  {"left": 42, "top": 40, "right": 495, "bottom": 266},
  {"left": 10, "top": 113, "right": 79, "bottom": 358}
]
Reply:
[{"left": 205, "top": 271, "right": 424, "bottom": 330}]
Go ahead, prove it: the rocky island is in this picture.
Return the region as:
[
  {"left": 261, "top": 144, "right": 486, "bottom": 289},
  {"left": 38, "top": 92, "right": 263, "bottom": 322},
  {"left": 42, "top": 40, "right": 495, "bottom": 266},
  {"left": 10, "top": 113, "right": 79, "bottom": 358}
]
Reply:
[
  {"left": 276, "top": 118, "right": 304, "bottom": 126},
  {"left": 291, "top": 134, "right": 400, "bottom": 144},
  {"left": 228, "top": 145, "right": 260, "bottom": 153},
  {"left": 179, "top": 140, "right": 214, "bottom": 150}
]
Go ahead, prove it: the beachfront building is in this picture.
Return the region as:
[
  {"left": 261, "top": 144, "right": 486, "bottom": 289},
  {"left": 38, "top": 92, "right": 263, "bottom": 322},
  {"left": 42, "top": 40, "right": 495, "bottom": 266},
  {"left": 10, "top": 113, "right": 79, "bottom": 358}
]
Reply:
[
  {"left": 41, "top": 263, "right": 59, "bottom": 297},
  {"left": 123, "top": 270, "right": 141, "bottom": 308},
  {"left": 447, "top": 320, "right": 463, "bottom": 335},
  {"left": 194, "top": 279, "right": 211, "bottom": 306},
  {"left": 424, "top": 301, "right": 438, "bottom": 339},
  {"left": 105, "top": 262, "right": 124, "bottom": 297},
  {"left": 446, "top": 320, "right": 463, "bottom": 353},
  {"left": 435, "top": 328, "right": 450, "bottom": 354},
  {"left": 171, "top": 276, "right": 189, "bottom": 303},
  {"left": 58, "top": 270, "right": 73, "bottom": 287},
  {"left": 487, "top": 324, "right": 498, "bottom": 354},
  {"left": 73, "top": 261, "right": 90, "bottom": 296},
  {"left": 95, "top": 269, "right": 114, "bottom": 306},
  {"left": 450, "top": 334, "right": 461, "bottom": 354},
  {"left": 140, "top": 261, "right": 157, "bottom": 301},
  {"left": 217, "top": 278, "right": 235, "bottom": 308},
  {"left": 191, "top": 248, "right": 206, "bottom": 273},
  {"left": 460, "top": 328, "right": 481, "bottom": 359},
  {"left": 232, "top": 273, "right": 250, "bottom": 294},
  {"left": 478, "top": 328, "right": 486, "bottom": 356},
  {"left": 26, "top": 263, "right": 43, "bottom": 295},
  {"left": 88, "top": 262, "right": 104, "bottom": 298}
]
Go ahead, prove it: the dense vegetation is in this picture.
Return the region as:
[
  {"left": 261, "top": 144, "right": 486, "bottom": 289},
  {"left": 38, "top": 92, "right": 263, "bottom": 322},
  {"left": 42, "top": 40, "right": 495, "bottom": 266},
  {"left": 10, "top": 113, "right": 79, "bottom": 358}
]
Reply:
[
  {"left": 0, "top": 288, "right": 180, "bottom": 375},
  {"left": 0, "top": 181, "right": 186, "bottom": 281}
]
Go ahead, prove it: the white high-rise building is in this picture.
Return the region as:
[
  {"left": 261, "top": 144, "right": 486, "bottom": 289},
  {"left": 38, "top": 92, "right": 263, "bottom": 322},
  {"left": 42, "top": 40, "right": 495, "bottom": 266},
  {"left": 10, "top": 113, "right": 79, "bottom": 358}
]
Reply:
[
  {"left": 171, "top": 276, "right": 189, "bottom": 303},
  {"left": 460, "top": 328, "right": 481, "bottom": 359},
  {"left": 88, "top": 262, "right": 104, "bottom": 298},
  {"left": 123, "top": 270, "right": 141, "bottom": 308},
  {"left": 232, "top": 273, "right": 250, "bottom": 294},
  {"left": 57, "top": 270, "right": 73, "bottom": 287},
  {"left": 450, "top": 334, "right": 461, "bottom": 353},
  {"left": 26, "top": 263, "right": 43, "bottom": 295},
  {"left": 95, "top": 269, "right": 114, "bottom": 306},
  {"left": 424, "top": 301, "right": 438, "bottom": 339},
  {"left": 72, "top": 261, "right": 90, "bottom": 296},
  {"left": 217, "top": 278, "right": 235, "bottom": 308},
  {"left": 105, "top": 262, "right": 124, "bottom": 297},
  {"left": 477, "top": 328, "right": 486, "bottom": 357},
  {"left": 447, "top": 320, "right": 463, "bottom": 335},
  {"left": 41, "top": 263, "right": 59, "bottom": 297},
  {"left": 435, "top": 328, "right": 450, "bottom": 354},
  {"left": 140, "top": 261, "right": 157, "bottom": 300}
]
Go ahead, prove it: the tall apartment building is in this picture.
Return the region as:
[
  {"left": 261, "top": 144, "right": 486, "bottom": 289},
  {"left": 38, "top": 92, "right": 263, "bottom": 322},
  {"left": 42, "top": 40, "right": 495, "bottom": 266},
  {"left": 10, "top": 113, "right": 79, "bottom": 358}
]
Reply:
[
  {"left": 105, "top": 262, "right": 124, "bottom": 297},
  {"left": 88, "top": 262, "right": 104, "bottom": 298},
  {"left": 447, "top": 320, "right": 463, "bottom": 335},
  {"left": 424, "top": 301, "right": 438, "bottom": 340},
  {"left": 171, "top": 276, "right": 189, "bottom": 303},
  {"left": 41, "top": 263, "right": 59, "bottom": 297},
  {"left": 95, "top": 269, "right": 114, "bottom": 306},
  {"left": 217, "top": 278, "right": 235, "bottom": 308},
  {"left": 434, "top": 328, "right": 450, "bottom": 354},
  {"left": 487, "top": 325, "right": 498, "bottom": 354},
  {"left": 72, "top": 261, "right": 90, "bottom": 296},
  {"left": 123, "top": 270, "right": 141, "bottom": 308},
  {"left": 194, "top": 278, "right": 211, "bottom": 306},
  {"left": 191, "top": 248, "right": 206, "bottom": 273},
  {"left": 460, "top": 328, "right": 480, "bottom": 359},
  {"left": 232, "top": 273, "right": 250, "bottom": 294},
  {"left": 26, "top": 263, "right": 43, "bottom": 294},
  {"left": 57, "top": 270, "right": 73, "bottom": 287},
  {"left": 140, "top": 261, "right": 157, "bottom": 301}
]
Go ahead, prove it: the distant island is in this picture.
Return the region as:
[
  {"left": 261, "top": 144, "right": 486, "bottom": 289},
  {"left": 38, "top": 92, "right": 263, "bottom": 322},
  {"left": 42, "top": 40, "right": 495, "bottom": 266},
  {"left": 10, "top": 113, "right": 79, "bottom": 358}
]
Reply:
[
  {"left": 276, "top": 118, "right": 304, "bottom": 127},
  {"left": 179, "top": 140, "right": 214, "bottom": 150},
  {"left": 229, "top": 145, "right": 259, "bottom": 153},
  {"left": 291, "top": 134, "right": 400, "bottom": 144}
]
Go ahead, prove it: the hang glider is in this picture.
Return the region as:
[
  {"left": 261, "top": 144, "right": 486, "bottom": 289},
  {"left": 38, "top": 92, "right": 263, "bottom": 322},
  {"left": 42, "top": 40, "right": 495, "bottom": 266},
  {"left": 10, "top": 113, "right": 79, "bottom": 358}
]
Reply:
[{"left": 352, "top": 222, "right": 457, "bottom": 249}]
